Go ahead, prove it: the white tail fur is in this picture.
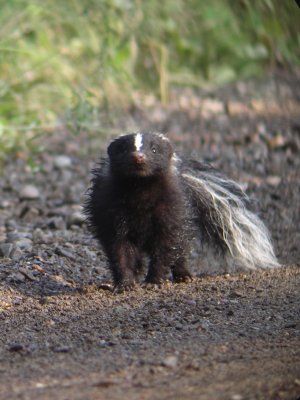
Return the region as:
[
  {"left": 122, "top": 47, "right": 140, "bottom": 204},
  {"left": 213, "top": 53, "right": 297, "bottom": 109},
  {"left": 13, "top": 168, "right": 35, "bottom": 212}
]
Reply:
[{"left": 182, "top": 171, "right": 280, "bottom": 270}]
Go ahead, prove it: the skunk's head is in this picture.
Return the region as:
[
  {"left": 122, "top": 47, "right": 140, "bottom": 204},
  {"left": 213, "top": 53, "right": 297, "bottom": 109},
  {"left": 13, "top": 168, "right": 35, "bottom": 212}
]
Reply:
[{"left": 107, "top": 132, "right": 174, "bottom": 178}]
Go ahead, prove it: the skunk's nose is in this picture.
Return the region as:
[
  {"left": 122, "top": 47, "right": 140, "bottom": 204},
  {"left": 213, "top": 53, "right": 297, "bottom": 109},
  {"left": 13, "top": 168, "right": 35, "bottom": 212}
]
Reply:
[{"left": 132, "top": 152, "right": 146, "bottom": 164}]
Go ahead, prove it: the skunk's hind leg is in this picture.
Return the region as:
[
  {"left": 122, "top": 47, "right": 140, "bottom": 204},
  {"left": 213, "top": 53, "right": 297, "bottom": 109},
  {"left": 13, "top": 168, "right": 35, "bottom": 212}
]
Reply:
[{"left": 144, "top": 249, "right": 191, "bottom": 285}]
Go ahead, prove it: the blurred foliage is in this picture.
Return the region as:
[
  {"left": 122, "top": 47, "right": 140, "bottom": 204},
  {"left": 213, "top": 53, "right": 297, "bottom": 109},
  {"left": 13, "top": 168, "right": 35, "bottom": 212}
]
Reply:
[{"left": 0, "top": 0, "right": 299, "bottom": 157}]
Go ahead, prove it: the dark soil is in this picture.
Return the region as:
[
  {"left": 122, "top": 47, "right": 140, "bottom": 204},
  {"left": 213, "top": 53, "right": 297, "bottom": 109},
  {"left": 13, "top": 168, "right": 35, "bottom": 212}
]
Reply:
[{"left": 0, "top": 69, "right": 299, "bottom": 400}]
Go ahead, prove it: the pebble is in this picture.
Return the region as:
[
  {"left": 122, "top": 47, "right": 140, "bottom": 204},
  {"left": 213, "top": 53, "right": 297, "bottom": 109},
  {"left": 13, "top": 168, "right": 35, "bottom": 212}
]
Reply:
[
  {"left": 20, "top": 206, "right": 40, "bottom": 222},
  {"left": 67, "top": 211, "right": 85, "bottom": 227},
  {"left": 8, "top": 343, "right": 24, "bottom": 352},
  {"left": 0, "top": 243, "right": 13, "bottom": 258},
  {"left": 7, "top": 232, "right": 31, "bottom": 242},
  {"left": 20, "top": 185, "right": 40, "bottom": 200},
  {"left": 231, "top": 395, "right": 243, "bottom": 400},
  {"left": 162, "top": 355, "right": 178, "bottom": 368},
  {"left": 52, "top": 345, "right": 71, "bottom": 353},
  {"left": 8, "top": 272, "right": 26, "bottom": 282},
  {"left": 10, "top": 247, "right": 24, "bottom": 261},
  {"left": 55, "top": 246, "right": 76, "bottom": 260},
  {"left": 19, "top": 267, "right": 36, "bottom": 281},
  {"left": 53, "top": 155, "right": 72, "bottom": 169},
  {"left": 229, "top": 290, "right": 245, "bottom": 299},
  {"left": 0, "top": 200, "right": 11, "bottom": 209},
  {"left": 48, "top": 217, "right": 66, "bottom": 230},
  {"left": 33, "top": 228, "right": 53, "bottom": 243},
  {"left": 14, "top": 238, "right": 33, "bottom": 252}
]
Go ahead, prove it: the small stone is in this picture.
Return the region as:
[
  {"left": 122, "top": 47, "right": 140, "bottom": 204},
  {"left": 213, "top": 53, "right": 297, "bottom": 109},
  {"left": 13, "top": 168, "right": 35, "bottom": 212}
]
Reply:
[
  {"left": 14, "top": 238, "right": 33, "bottom": 252},
  {"left": 33, "top": 229, "right": 53, "bottom": 243},
  {"left": 231, "top": 395, "right": 243, "bottom": 400},
  {"left": 53, "top": 155, "right": 72, "bottom": 169},
  {"left": 201, "top": 99, "right": 225, "bottom": 115},
  {"left": 7, "top": 231, "right": 31, "bottom": 242},
  {"left": 0, "top": 243, "right": 13, "bottom": 258},
  {"left": 8, "top": 272, "right": 25, "bottom": 282},
  {"left": 229, "top": 290, "right": 245, "bottom": 299},
  {"left": 48, "top": 217, "right": 66, "bottom": 230},
  {"left": 20, "top": 185, "right": 40, "bottom": 200},
  {"left": 52, "top": 345, "right": 71, "bottom": 353},
  {"left": 267, "top": 134, "right": 286, "bottom": 149},
  {"left": 19, "top": 267, "right": 36, "bottom": 281},
  {"left": 8, "top": 343, "right": 24, "bottom": 352},
  {"left": 20, "top": 206, "right": 40, "bottom": 222},
  {"left": 162, "top": 355, "right": 178, "bottom": 368},
  {"left": 10, "top": 247, "right": 24, "bottom": 261},
  {"left": 0, "top": 200, "right": 10, "bottom": 208},
  {"left": 265, "top": 176, "right": 281, "bottom": 186},
  {"left": 226, "top": 102, "right": 249, "bottom": 116},
  {"left": 68, "top": 211, "right": 85, "bottom": 227},
  {"left": 39, "top": 297, "right": 50, "bottom": 305},
  {"left": 55, "top": 246, "right": 75, "bottom": 260}
]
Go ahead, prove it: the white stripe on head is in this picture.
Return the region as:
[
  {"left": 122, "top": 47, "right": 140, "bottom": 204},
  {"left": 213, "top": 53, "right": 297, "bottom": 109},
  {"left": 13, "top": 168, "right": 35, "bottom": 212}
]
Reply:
[{"left": 134, "top": 133, "right": 143, "bottom": 151}]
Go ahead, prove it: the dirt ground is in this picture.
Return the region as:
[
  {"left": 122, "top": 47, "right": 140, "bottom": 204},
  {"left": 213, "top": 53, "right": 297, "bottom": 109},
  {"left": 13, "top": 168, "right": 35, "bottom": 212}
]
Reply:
[{"left": 0, "top": 69, "right": 300, "bottom": 400}]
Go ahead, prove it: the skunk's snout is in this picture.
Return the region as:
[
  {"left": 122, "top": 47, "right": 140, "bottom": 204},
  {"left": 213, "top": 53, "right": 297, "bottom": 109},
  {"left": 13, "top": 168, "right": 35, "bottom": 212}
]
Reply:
[{"left": 132, "top": 152, "right": 146, "bottom": 165}]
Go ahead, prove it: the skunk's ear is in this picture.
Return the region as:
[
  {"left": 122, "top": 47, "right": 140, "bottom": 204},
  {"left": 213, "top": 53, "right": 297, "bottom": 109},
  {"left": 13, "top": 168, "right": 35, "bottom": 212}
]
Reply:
[
  {"left": 107, "top": 137, "right": 125, "bottom": 158},
  {"left": 163, "top": 138, "right": 174, "bottom": 160}
]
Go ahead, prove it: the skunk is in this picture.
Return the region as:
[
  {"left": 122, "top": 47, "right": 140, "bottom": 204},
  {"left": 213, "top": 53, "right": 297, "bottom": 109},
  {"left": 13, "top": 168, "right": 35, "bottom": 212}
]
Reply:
[{"left": 84, "top": 132, "right": 279, "bottom": 291}]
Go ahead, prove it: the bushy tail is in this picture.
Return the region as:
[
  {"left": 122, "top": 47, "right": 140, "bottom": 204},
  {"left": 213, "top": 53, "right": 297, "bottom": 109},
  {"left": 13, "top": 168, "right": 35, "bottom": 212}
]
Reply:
[{"left": 180, "top": 161, "right": 279, "bottom": 270}]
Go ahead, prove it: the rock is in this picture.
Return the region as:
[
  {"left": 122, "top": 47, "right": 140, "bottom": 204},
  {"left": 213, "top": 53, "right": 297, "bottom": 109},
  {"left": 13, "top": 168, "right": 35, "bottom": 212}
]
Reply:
[
  {"left": 201, "top": 99, "right": 225, "bottom": 115},
  {"left": 20, "top": 206, "right": 40, "bottom": 222},
  {"left": 55, "top": 246, "right": 76, "bottom": 260},
  {"left": 162, "top": 355, "right": 178, "bottom": 368},
  {"left": 67, "top": 210, "right": 85, "bottom": 227},
  {"left": 229, "top": 290, "right": 246, "bottom": 299},
  {"left": 19, "top": 267, "right": 36, "bottom": 281},
  {"left": 48, "top": 217, "right": 66, "bottom": 230},
  {"left": 0, "top": 243, "right": 13, "bottom": 258},
  {"left": 0, "top": 200, "right": 11, "bottom": 209},
  {"left": 10, "top": 247, "right": 24, "bottom": 261},
  {"left": 14, "top": 238, "right": 33, "bottom": 252},
  {"left": 53, "top": 155, "right": 72, "bottom": 169},
  {"left": 266, "top": 176, "right": 281, "bottom": 186},
  {"left": 226, "top": 102, "right": 249, "bottom": 116},
  {"left": 231, "top": 395, "right": 243, "bottom": 400},
  {"left": 33, "top": 228, "right": 53, "bottom": 243},
  {"left": 8, "top": 272, "right": 26, "bottom": 282},
  {"left": 20, "top": 185, "right": 40, "bottom": 200},
  {"left": 52, "top": 345, "right": 71, "bottom": 353},
  {"left": 8, "top": 343, "right": 24, "bottom": 352},
  {"left": 7, "top": 231, "right": 31, "bottom": 242}
]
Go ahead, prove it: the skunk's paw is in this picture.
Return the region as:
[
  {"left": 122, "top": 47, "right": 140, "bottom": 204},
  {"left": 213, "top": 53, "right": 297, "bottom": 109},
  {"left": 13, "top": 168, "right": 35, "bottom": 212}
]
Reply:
[
  {"left": 141, "top": 278, "right": 171, "bottom": 290},
  {"left": 113, "top": 280, "right": 136, "bottom": 293},
  {"left": 173, "top": 272, "right": 193, "bottom": 283},
  {"left": 141, "top": 282, "right": 163, "bottom": 290}
]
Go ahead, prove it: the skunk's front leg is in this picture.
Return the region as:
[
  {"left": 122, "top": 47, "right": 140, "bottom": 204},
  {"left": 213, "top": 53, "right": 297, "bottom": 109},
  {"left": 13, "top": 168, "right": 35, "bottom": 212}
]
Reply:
[
  {"left": 144, "top": 253, "right": 171, "bottom": 285},
  {"left": 171, "top": 256, "right": 193, "bottom": 283},
  {"left": 106, "top": 241, "right": 140, "bottom": 292}
]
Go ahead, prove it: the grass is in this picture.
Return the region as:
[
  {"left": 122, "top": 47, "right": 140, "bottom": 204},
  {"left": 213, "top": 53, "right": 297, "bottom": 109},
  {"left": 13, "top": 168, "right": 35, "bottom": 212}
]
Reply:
[{"left": 0, "top": 0, "right": 299, "bottom": 159}]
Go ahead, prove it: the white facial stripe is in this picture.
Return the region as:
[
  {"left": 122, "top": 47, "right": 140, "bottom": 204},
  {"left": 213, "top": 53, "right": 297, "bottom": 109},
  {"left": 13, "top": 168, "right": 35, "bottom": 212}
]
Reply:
[{"left": 134, "top": 133, "right": 143, "bottom": 151}]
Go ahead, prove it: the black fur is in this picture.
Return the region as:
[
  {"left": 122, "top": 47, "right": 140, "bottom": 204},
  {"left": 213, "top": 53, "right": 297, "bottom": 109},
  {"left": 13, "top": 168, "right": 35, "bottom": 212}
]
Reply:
[{"left": 84, "top": 132, "right": 278, "bottom": 291}]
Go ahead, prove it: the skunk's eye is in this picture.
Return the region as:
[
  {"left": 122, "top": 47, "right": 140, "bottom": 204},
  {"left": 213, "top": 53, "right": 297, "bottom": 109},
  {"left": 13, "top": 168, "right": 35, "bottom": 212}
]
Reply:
[{"left": 151, "top": 146, "right": 157, "bottom": 154}]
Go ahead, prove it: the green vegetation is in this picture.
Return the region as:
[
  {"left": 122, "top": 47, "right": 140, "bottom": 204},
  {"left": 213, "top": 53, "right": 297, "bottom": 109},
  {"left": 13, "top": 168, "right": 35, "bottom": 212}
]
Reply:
[{"left": 0, "top": 0, "right": 299, "bottom": 157}]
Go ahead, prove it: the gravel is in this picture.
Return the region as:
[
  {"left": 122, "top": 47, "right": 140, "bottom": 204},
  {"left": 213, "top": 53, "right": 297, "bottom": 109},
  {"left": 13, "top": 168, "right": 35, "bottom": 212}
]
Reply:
[{"left": 0, "top": 70, "right": 299, "bottom": 400}]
